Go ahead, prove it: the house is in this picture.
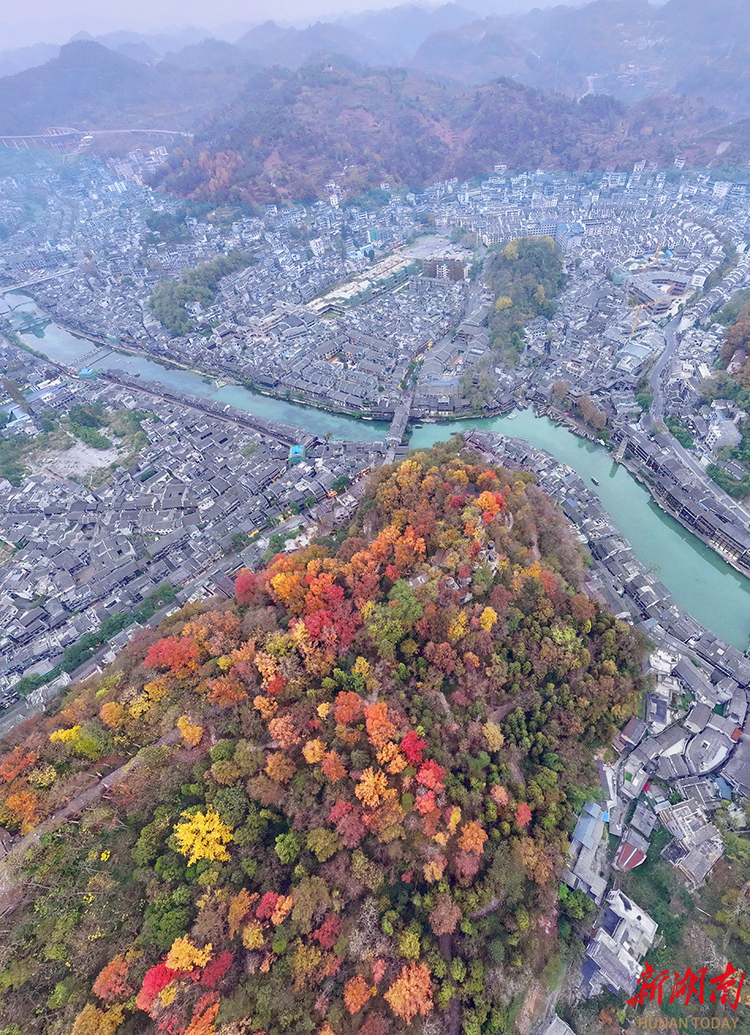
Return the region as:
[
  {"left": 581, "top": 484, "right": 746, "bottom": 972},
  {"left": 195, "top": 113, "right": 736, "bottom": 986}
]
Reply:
[
  {"left": 613, "top": 716, "right": 647, "bottom": 754},
  {"left": 613, "top": 828, "right": 650, "bottom": 871},
  {"left": 706, "top": 416, "right": 741, "bottom": 451},
  {"left": 562, "top": 802, "right": 607, "bottom": 904},
  {"left": 538, "top": 1018, "right": 578, "bottom": 1035},
  {"left": 583, "top": 890, "right": 657, "bottom": 998},
  {"left": 672, "top": 833, "right": 724, "bottom": 887},
  {"left": 724, "top": 737, "right": 750, "bottom": 797},
  {"left": 660, "top": 798, "right": 724, "bottom": 887}
]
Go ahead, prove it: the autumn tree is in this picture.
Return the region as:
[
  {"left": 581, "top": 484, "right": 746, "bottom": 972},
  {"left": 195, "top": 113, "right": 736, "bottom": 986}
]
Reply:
[
  {"left": 429, "top": 894, "right": 462, "bottom": 936},
  {"left": 384, "top": 962, "right": 434, "bottom": 1023},
  {"left": 93, "top": 956, "right": 133, "bottom": 1002},
  {"left": 344, "top": 974, "right": 374, "bottom": 1014},
  {"left": 173, "top": 806, "right": 234, "bottom": 864},
  {"left": 144, "top": 635, "right": 203, "bottom": 678}
]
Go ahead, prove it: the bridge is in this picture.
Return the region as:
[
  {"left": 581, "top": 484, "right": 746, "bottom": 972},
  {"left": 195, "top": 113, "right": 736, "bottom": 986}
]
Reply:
[
  {"left": 385, "top": 389, "right": 414, "bottom": 462},
  {"left": 0, "top": 126, "right": 193, "bottom": 152}
]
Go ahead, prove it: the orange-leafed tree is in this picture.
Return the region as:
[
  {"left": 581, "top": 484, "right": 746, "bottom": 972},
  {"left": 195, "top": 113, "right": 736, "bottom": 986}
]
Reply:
[
  {"left": 364, "top": 702, "right": 397, "bottom": 749},
  {"left": 384, "top": 962, "right": 433, "bottom": 1023},
  {"left": 228, "top": 888, "right": 255, "bottom": 938},
  {"left": 268, "top": 714, "right": 302, "bottom": 749},
  {"left": 321, "top": 751, "right": 346, "bottom": 783},
  {"left": 458, "top": 820, "right": 488, "bottom": 855},
  {"left": 1, "top": 790, "right": 42, "bottom": 833},
  {"left": 92, "top": 955, "right": 133, "bottom": 1001},
  {"left": 0, "top": 746, "right": 38, "bottom": 783},
  {"left": 184, "top": 611, "right": 241, "bottom": 655},
  {"left": 207, "top": 675, "right": 247, "bottom": 707},
  {"left": 100, "top": 701, "right": 127, "bottom": 730},
  {"left": 344, "top": 974, "right": 374, "bottom": 1014},
  {"left": 334, "top": 690, "right": 364, "bottom": 725},
  {"left": 184, "top": 996, "right": 221, "bottom": 1035}
]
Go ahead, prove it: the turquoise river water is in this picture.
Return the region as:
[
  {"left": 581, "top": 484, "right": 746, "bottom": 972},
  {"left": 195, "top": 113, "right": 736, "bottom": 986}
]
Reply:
[{"left": 5, "top": 294, "right": 750, "bottom": 650}]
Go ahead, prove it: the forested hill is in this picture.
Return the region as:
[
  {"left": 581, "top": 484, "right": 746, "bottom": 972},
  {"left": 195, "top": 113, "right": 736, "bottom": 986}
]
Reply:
[
  {"left": 147, "top": 65, "right": 725, "bottom": 204},
  {"left": 0, "top": 442, "right": 644, "bottom": 1035}
]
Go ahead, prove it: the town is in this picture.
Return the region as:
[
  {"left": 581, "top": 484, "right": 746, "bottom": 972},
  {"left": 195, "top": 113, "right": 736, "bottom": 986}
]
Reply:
[{"left": 3, "top": 148, "right": 750, "bottom": 1028}]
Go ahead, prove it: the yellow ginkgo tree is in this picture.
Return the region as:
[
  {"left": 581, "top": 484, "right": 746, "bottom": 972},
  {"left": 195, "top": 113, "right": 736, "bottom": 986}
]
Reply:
[{"left": 173, "top": 805, "right": 233, "bottom": 865}]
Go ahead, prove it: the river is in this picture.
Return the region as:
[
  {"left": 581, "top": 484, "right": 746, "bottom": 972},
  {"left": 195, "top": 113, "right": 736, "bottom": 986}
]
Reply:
[{"left": 5, "top": 294, "right": 750, "bottom": 650}]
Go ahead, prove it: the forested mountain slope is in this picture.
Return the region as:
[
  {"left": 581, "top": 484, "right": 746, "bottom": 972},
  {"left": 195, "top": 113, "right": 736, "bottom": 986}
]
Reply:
[
  {"left": 148, "top": 65, "right": 722, "bottom": 204},
  {"left": 0, "top": 442, "right": 644, "bottom": 1035}
]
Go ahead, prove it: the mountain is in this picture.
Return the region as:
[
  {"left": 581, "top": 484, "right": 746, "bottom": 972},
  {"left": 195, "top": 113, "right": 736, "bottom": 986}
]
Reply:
[
  {"left": 411, "top": 0, "right": 750, "bottom": 117},
  {"left": 0, "top": 41, "right": 249, "bottom": 135},
  {"left": 0, "top": 444, "right": 644, "bottom": 1035},
  {"left": 0, "top": 42, "right": 60, "bottom": 79},
  {"left": 408, "top": 18, "right": 546, "bottom": 87},
  {"left": 94, "top": 26, "right": 216, "bottom": 61},
  {"left": 162, "top": 39, "right": 255, "bottom": 75},
  {"left": 147, "top": 63, "right": 723, "bottom": 205},
  {"left": 341, "top": 3, "right": 479, "bottom": 64},
  {"left": 234, "top": 20, "right": 390, "bottom": 69}
]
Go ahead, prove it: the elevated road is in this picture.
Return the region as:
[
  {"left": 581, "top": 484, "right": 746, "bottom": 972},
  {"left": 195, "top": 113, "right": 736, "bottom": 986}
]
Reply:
[{"left": 0, "top": 126, "right": 192, "bottom": 151}]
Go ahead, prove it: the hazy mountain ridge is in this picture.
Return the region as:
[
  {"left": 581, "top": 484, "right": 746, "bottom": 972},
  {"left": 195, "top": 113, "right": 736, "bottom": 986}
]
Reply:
[
  {"left": 2, "top": 0, "right": 748, "bottom": 123},
  {"left": 410, "top": 0, "right": 750, "bottom": 116},
  {"left": 0, "top": 41, "right": 248, "bottom": 135},
  {"left": 0, "top": 11, "right": 746, "bottom": 201},
  {"left": 234, "top": 20, "right": 393, "bottom": 70}
]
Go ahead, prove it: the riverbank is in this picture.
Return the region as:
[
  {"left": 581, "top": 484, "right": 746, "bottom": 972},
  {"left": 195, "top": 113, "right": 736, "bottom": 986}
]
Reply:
[
  {"left": 4, "top": 292, "right": 750, "bottom": 648},
  {"left": 468, "top": 427, "right": 750, "bottom": 671}
]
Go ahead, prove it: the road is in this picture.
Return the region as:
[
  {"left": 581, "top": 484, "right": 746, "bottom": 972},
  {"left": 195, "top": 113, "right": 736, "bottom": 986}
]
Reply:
[{"left": 648, "top": 315, "right": 680, "bottom": 424}]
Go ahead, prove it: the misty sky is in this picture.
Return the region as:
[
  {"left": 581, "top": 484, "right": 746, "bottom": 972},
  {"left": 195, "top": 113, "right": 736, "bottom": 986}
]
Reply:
[{"left": 3, "top": 0, "right": 402, "bottom": 48}]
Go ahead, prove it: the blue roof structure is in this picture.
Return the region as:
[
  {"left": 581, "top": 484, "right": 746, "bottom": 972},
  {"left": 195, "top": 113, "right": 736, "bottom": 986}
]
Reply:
[{"left": 572, "top": 802, "right": 603, "bottom": 850}]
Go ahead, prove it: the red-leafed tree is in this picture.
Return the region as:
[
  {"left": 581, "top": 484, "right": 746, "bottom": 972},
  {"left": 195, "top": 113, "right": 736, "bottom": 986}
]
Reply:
[
  {"left": 235, "top": 568, "right": 259, "bottom": 605},
  {"left": 401, "top": 731, "right": 425, "bottom": 765},
  {"left": 144, "top": 636, "right": 203, "bottom": 678},
  {"left": 416, "top": 760, "right": 446, "bottom": 791},
  {"left": 256, "top": 891, "right": 280, "bottom": 921},
  {"left": 516, "top": 802, "right": 533, "bottom": 827},
  {"left": 136, "top": 963, "right": 177, "bottom": 1012},
  {"left": 312, "top": 914, "right": 342, "bottom": 949},
  {"left": 200, "top": 951, "right": 233, "bottom": 988}
]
